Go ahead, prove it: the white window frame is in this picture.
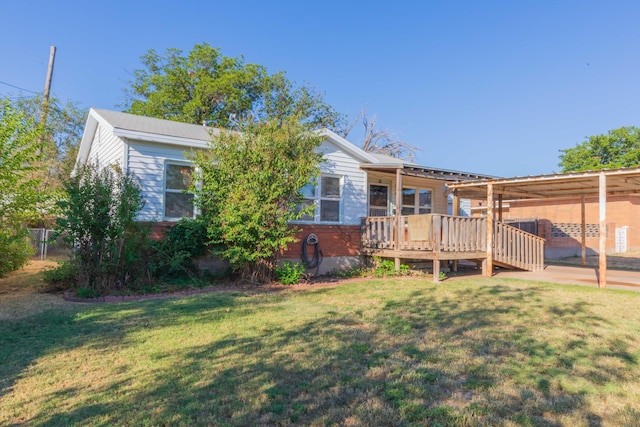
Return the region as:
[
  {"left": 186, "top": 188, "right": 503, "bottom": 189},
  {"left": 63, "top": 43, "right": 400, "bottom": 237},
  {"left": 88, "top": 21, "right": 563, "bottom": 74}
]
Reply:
[
  {"left": 401, "top": 187, "right": 433, "bottom": 215},
  {"left": 293, "top": 174, "right": 343, "bottom": 224},
  {"left": 163, "top": 160, "right": 197, "bottom": 221}
]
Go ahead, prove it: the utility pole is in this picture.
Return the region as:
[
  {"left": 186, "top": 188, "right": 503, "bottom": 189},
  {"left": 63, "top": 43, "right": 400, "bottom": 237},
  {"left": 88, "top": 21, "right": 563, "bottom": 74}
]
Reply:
[{"left": 40, "top": 45, "right": 56, "bottom": 128}]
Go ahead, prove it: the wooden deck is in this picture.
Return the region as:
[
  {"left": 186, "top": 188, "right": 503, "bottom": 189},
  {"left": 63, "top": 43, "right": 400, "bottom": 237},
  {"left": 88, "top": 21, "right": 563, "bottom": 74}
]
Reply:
[{"left": 361, "top": 214, "right": 545, "bottom": 281}]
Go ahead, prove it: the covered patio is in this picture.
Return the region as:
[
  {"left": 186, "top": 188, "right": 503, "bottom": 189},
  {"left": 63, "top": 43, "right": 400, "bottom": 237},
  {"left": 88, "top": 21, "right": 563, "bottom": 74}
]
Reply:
[
  {"left": 359, "top": 164, "right": 545, "bottom": 282},
  {"left": 448, "top": 166, "right": 640, "bottom": 288}
]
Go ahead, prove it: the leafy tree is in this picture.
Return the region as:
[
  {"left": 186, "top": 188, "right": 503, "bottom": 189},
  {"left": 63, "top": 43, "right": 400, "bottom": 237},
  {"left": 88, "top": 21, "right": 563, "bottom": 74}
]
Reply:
[
  {"left": 123, "top": 43, "right": 341, "bottom": 129},
  {"left": 342, "top": 107, "right": 418, "bottom": 160},
  {"left": 55, "top": 164, "right": 148, "bottom": 294},
  {"left": 191, "top": 116, "right": 324, "bottom": 283},
  {"left": 559, "top": 126, "right": 640, "bottom": 172},
  {"left": 11, "top": 95, "right": 86, "bottom": 225},
  {"left": 0, "top": 99, "right": 43, "bottom": 275}
]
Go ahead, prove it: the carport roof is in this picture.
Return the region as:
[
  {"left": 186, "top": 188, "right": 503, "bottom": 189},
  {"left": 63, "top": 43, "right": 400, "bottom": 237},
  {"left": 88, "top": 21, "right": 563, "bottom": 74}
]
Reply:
[{"left": 448, "top": 167, "right": 640, "bottom": 199}]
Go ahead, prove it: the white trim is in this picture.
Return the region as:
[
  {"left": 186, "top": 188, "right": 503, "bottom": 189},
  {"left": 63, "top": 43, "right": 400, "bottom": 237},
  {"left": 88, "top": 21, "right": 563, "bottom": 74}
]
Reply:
[
  {"left": 368, "top": 182, "right": 390, "bottom": 216},
  {"left": 163, "top": 160, "right": 197, "bottom": 221},
  {"left": 401, "top": 186, "right": 434, "bottom": 215},
  {"left": 113, "top": 129, "right": 210, "bottom": 149},
  {"left": 318, "top": 128, "right": 379, "bottom": 164},
  {"left": 292, "top": 173, "right": 345, "bottom": 224}
]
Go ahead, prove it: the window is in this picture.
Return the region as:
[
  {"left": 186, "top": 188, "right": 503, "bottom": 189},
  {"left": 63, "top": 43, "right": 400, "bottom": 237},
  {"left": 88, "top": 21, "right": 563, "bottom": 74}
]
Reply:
[
  {"left": 401, "top": 187, "right": 432, "bottom": 215},
  {"left": 297, "top": 183, "right": 316, "bottom": 221},
  {"left": 369, "top": 184, "right": 389, "bottom": 216},
  {"left": 295, "top": 174, "right": 342, "bottom": 222},
  {"left": 320, "top": 175, "right": 341, "bottom": 222},
  {"left": 164, "top": 163, "right": 195, "bottom": 219}
]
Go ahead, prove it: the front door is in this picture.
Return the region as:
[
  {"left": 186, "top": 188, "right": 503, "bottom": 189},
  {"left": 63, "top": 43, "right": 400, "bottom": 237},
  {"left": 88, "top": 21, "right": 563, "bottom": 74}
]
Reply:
[{"left": 369, "top": 184, "right": 389, "bottom": 216}]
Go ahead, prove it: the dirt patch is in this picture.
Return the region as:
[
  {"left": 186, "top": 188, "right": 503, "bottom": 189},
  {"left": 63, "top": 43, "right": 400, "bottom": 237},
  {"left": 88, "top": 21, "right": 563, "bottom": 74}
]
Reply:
[
  {"left": 0, "top": 260, "right": 77, "bottom": 320},
  {"left": 0, "top": 260, "right": 59, "bottom": 295}
]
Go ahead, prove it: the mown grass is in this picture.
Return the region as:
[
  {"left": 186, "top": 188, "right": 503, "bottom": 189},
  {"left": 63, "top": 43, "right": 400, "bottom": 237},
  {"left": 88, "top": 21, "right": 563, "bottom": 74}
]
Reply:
[{"left": 1, "top": 277, "right": 639, "bottom": 426}]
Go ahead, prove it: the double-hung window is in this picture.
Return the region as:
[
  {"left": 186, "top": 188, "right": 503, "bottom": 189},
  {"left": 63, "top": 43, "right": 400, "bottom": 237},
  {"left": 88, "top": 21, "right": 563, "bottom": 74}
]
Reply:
[
  {"left": 164, "top": 162, "right": 195, "bottom": 220},
  {"left": 401, "top": 187, "right": 432, "bottom": 215},
  {"left": 296, "top": 174, "right": 342, "bottom": 222},
  {"left": 320, "top": 175, "right": 341, "bottom": 222}
]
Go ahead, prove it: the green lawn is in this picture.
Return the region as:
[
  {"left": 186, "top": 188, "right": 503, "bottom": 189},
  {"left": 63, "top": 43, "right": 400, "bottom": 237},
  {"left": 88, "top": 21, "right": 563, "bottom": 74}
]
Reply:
[{"left": 1, "top": 277, "right": 639, "bottom": 426}]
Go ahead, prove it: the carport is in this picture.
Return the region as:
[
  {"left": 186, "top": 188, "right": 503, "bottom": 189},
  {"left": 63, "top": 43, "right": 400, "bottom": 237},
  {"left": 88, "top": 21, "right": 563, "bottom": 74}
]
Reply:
[{"left": 448, "top": 167, "right": 640, "bottom": 288}]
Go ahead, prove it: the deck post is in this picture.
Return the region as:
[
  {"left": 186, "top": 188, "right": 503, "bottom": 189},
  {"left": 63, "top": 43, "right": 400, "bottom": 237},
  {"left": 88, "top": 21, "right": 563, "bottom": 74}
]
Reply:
[
  {"left": 498, "top": 194, "right": 503, "bottom": 222},
  {"left": 452, "top": 191, "right": 460, "bottom": 272},
  {"left": 486, "top": 183, "right": 494, "bottom": 276},
  {"left": 598, "top": 172, "right": 607, "bottom": 288},
  {"left": 452, "top": 191, "right": 460, "bottom": 216},
  {"left": 581, "top": 195, "right": 586, "bottom": 266},
  {"left": 394, "top": 167, "right": 403, "bottom": 271}
]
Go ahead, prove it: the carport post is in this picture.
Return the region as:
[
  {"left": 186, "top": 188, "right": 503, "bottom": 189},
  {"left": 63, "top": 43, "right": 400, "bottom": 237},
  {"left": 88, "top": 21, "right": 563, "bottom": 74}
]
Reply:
[
  {"left": 599, "top": 172, "right": 607, "bottom": 288},
  {"left": 581, "top": 195, "right": 586, "bottom": 266},
  {"left": 394, "top": 167, "right": 402, "bottom": 272},
  {"left": 485, "top": 183, "right": 493, "bottom": 277}
]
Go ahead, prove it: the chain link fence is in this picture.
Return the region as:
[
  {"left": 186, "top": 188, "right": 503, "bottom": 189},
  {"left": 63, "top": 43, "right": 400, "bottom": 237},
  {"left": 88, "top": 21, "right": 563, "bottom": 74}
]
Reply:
[{"left": 27, "top": 228, "right": 70, "bottom": 260}]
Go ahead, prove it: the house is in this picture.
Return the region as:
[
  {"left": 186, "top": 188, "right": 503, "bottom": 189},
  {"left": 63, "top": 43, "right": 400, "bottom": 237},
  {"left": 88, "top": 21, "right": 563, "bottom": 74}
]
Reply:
[{"left": 76, "top": 108, "right": 490, "bottom": 275}]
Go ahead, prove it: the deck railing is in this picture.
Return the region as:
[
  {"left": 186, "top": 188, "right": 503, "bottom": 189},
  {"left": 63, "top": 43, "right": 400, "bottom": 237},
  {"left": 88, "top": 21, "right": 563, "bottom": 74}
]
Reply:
[
  {"left": 362, "top": 214, "right": 545, "bottom": 272},
  {"left": 493, "top": 221, "right": 545, "bottom": 271},
  {"left": 362, "top": 214, "right": 486, "bottom": 252}
]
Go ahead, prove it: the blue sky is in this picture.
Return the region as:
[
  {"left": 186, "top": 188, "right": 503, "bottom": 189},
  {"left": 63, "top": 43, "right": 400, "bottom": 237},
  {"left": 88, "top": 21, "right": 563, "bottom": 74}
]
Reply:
[{"left": 2, "top": 1, "right": 639, "bottom": 177}]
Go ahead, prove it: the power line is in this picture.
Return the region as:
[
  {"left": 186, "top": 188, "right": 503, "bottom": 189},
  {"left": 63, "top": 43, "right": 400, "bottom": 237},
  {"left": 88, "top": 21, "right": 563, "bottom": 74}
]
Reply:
[{"left": 0, "top": 80, "right": 41, "bottom": 95}]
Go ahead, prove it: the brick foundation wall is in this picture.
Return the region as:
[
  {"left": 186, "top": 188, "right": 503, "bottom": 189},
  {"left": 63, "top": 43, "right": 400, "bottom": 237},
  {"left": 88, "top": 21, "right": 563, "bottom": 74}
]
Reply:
[
  {"left": 146, "top": 222, "right": 362, "bottom": 258},
  {"left": 281, "top": 224, "right": 361, "bottom": 258}
]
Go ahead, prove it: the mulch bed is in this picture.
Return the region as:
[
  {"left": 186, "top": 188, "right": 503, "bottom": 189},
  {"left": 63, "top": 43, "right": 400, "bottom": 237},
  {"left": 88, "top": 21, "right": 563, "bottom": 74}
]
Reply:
[{"left": 61, "top": 276, "right": 364, "bottom": 303}]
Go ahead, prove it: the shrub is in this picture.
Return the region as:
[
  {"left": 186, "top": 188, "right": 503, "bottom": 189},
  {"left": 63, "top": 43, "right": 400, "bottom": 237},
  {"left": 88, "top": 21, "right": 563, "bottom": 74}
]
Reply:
[
  {"left": 42, "top": 261, "right": 77, "bottom": 291},
  {"left": 372, "top": 256, "right": 409, "bottom": 278},
  {"left": 192, "top": 117, "right": 324, "bottom": 283},
  {"left": 151, "top": 217, "right": 209, "bottom": 280},
  {"left": 0, "top": 229, "right": 34, "bottom": 277},
  {"left": 275, "top": 261, "right": 306, "bottom": 285},
  {"left": 55, "top": 164, "right": 150, "bottom": 295}
]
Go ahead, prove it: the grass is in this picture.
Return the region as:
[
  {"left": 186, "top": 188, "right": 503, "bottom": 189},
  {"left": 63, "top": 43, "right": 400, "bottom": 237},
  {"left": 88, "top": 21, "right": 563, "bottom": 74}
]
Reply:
[{"left": 1, "top": 275, "right": 640, "bottom": 426}]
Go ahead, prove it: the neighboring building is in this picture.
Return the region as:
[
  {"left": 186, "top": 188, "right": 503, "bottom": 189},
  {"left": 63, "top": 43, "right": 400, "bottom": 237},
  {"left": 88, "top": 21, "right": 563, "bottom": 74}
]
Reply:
[{"left": 76, "top": 108, "right": 487, "bottom": 274}]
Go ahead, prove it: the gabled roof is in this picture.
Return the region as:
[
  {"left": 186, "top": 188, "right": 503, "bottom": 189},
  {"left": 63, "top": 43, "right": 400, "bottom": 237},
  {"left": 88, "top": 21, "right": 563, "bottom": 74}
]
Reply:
[
  {"left": 92, "top": 108, "right": 217, "bottom": 142},
  {"left": 75, "top": 109, "right": 490, "bottom": 182}
]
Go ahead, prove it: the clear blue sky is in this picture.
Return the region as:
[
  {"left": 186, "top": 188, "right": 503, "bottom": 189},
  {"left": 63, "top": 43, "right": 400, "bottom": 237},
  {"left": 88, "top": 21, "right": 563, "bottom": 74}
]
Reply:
[{"left": 2, "top": 1, "right": 639, "bottom": 177}]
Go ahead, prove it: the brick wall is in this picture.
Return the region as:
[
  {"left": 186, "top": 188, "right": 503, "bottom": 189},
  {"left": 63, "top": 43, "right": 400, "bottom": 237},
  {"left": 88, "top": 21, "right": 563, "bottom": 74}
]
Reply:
[
  {"left": 506, "top": 195, "right": 640, "bottom": 252},
  {"left": 281, "top": 224, "right": 361, "bottom": 258}
]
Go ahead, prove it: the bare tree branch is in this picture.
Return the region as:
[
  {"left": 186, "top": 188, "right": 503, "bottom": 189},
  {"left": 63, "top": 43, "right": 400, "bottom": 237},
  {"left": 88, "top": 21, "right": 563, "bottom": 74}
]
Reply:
[{"left": 342, "top": 107, "right": 419, "bottom": 161}]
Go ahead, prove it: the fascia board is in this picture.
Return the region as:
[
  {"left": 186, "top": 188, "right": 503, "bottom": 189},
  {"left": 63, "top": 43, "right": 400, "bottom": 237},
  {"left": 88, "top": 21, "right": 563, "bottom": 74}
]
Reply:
[
  {"left": 318, "top": 128, "right": 379, "bottom": 164},
  {"left": 112, "top": 129, "right": 210, "bottom": 149}
]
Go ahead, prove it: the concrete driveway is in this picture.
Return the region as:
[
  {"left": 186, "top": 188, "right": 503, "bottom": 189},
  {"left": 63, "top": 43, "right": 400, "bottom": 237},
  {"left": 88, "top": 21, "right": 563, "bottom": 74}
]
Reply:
[{"left": 493, "top": 264, "right": 640, "bottom": 292}]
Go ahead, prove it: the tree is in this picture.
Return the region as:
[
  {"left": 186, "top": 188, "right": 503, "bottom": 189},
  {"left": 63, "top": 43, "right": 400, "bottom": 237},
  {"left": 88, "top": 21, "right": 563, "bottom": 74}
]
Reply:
[
  {"left": 0, "top": 99, "right": 43, "bottom": 275},
  {"left": 55, "top": 164, "right": 147, "bottom": 294},
  {"left": 123, "top": 43, "right": 341, "bottom": 130},
  {"left": 191, "top": 116, "right": 324, "bottom": 283},
  {"left": 341, "top": 107, "right": 418, "bottom": 161},
  {"left": 559, "top": 126, "right": 640, "bottom": 172},
  {"left": 12, "top": 95, "right": 87, "bottom": 217}
]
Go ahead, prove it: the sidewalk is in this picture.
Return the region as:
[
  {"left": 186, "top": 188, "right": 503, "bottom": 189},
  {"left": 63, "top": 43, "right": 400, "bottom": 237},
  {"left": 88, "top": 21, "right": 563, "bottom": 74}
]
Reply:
[{"left": 493, "top": 264, "right": 640, "bottom": 292}]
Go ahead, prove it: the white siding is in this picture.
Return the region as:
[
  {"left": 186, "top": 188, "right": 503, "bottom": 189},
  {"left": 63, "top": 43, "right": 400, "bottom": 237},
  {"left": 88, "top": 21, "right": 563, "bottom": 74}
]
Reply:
[
  {"left": 318, "top": 140, "right": 368, "bottom": 225},
  {"left": 127, "top": 140, "right": 195, "bottom": 221},
  {"left": 87, "top": 124, "right": 124, "bottom": 168}
]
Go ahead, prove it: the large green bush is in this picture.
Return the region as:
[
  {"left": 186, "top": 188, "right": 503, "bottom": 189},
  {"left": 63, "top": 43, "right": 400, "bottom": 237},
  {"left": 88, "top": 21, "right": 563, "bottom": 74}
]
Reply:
[
  {"left": 151, "top": 217, "right": 209, "bottom": 279},
  {"left": 192, "top": 116, "right": 323, "bottom": 283},
  {"left": 55, "top": 164, "right": 149, "bottom": 295}
]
